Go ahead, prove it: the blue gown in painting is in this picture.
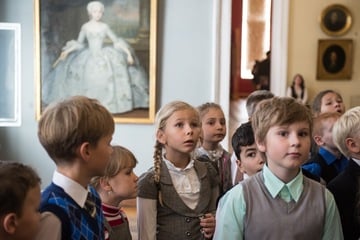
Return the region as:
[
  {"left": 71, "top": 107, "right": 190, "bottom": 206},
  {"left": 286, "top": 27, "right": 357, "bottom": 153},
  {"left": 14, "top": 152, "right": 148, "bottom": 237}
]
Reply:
[{"left": 43, "top": 21, "right": 149, "bottom": 114}]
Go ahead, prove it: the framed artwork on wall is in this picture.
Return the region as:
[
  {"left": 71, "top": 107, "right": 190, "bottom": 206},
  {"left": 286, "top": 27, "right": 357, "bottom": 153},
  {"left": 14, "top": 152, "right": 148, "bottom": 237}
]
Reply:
[
  {"left": 34, "top": 0, "right": 157, "bottom": 123},
  {"left": 320, "top": 4, "right": 352, "bottom": 36},
  {"left": 316, "top": 39, "right": 353, "bottom": 80},
  {"left": 0, "top": 23, "right": 21, "bottom": 127}
]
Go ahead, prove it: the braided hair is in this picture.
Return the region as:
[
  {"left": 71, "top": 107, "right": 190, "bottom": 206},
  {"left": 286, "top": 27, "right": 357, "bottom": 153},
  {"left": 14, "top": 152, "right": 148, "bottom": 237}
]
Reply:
[{"left": 153, "top": 101, "right": 199, "bottom": 206}]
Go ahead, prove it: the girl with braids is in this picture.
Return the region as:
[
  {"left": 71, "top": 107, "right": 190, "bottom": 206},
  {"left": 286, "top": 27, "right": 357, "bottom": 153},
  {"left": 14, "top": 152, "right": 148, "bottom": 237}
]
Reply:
[{"left": 137, "top": 101, "right": 219, "bottom": 240}]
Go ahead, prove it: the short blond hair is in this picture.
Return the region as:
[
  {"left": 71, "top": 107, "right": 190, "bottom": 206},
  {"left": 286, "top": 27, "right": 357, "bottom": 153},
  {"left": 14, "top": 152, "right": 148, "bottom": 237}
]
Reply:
[
  {"left": 38, "top": 96, "right": 114, "bottom": 165},
  {"left": 333, "top": 106, "right": 360, "bottom": 158},
  {"left": 252, "top": 97, "right": 313, "bottom": 144},
  {"left": 91, "top": 145, "right": 137, "bottom": 189}
]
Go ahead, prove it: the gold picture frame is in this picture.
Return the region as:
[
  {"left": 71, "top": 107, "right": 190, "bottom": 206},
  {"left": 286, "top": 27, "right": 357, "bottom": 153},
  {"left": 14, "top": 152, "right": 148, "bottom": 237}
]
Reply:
[
  {"left": 35, "top": 0, "right": 157, "bottom": 124},
  {"left": 317, "top": 39, "right": 353, "bottom": 80},
  {"left": 320, "top": 4, "right": 352, "bottom": 36}
]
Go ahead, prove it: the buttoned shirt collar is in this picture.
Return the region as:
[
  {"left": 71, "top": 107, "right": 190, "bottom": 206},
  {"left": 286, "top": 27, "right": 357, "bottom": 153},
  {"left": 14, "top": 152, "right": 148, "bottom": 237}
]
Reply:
[
  {"left": 52, "top": 170, "right": 89, "bottom": 207},
  {"left": 263, "top": 164, "right": 303, "bottom": 202}
]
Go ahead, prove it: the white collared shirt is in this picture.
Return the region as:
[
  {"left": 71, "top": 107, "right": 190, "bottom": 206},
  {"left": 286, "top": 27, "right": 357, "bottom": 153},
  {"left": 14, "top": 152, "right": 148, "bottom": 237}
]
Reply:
[
  {"left": 35, "top": 171, "right": 91, "bottom": 240},
  {"left": 52, "top": 170, "right": 89, "bottom": 208},
  {"left": 163, "top": 158, "right": 200, "bottom": 210}
]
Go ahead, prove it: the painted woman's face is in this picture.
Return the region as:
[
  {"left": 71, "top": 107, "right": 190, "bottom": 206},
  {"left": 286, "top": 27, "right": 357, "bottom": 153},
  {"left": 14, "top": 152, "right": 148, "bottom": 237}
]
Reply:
[{"left": 90, "top": 6, "right": 103, "bottom": 21}]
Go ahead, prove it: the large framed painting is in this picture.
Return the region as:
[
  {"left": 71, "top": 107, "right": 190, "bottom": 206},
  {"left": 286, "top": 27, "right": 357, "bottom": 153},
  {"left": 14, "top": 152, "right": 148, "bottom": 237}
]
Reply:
[
  {"left": 35, "top": 0, "right": 157, "bottom": 123},
  {"left": 0, "top": 23, "right": 21, "bottom": 127},
  {"left": 317, "top": 39, "right": 353, "bottom": 80}
]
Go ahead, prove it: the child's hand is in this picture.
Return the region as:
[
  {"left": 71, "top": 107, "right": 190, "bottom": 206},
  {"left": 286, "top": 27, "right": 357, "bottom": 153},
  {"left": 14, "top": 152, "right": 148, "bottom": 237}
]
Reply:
[{"left": 199, "top": 213, "right": 216, "bottom": 239}]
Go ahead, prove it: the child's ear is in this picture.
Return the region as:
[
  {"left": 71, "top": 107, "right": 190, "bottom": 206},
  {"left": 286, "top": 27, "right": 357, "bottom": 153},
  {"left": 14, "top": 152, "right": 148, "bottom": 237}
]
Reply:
[
  {"left": 256, "top": 139, "right": 266, "bottom": 153},
  {"left": 236, "top": 160, "right": 245, "bottom": 173},
  {"left": 313, "top": 135, "right": 324, "bottom": 146},
  {"left": 99, "top": 177, "right": 112, "bottom": 192},
  {"left": 79, "top": 142, "right": 91, "bottom": 161},
  {"left": 345, "top": 137, "right": 360, "bottom": 153},
  {"left": 156, "top": 130, "right": 166, "bottom": 145},
  {"left": 3, "top": 213, "right": 17, "bottom": 234}
]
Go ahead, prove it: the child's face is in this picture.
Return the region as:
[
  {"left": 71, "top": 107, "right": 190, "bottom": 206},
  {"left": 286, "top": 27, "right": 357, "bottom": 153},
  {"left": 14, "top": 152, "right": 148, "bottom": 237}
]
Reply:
[
  {"left": 320, "top": 92, "right": 345, "bottom": 115},
  {"left": 157, "top": 109, "right": 201, "bottom": 156},
  {"left": 257, "top": 121, "right": 311, "bottom": 178},
  {"left": 315, "top": 118, "right": 338, "bottom": 150},
  {"left": 236, "top": 143, "right": 264, "bottom": 176},
  {"left": 200, "top": 108, "right": 226, "bottom": 147},
  {"left": 108, "top": 167, "right": 138, "bottom": 200},
  {"left": 14, "top": 184, "right": 41, "bottom": 240},
  {"left": 89, "top": 134, "right": 113, "bottom": 176}
]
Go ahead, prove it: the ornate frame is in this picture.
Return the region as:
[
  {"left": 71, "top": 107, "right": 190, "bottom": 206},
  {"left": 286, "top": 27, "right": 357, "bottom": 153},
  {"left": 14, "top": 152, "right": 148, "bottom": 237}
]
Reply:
[
  {"left": 317, "top": 39, "right": 353, "bottom": 80},
  {"left": 34, "top": 0, "right": 157, "bottom": 123},
  {"left": 320, "top": 4, "right": 352, "bottom": 36}
]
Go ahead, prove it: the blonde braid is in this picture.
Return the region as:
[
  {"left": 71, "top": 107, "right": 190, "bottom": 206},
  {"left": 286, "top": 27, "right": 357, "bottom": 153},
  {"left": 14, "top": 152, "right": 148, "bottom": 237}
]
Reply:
[{"left": 153, "top": 140, "right": 164, "bottom": 206}]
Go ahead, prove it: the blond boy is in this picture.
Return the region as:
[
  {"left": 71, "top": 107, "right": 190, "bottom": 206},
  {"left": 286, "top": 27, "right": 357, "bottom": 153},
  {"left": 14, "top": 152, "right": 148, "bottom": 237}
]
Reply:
[
  {"left": 36, "top": 96, "right": 114, "bottom": 240},
  {"left": 214, "top": 97, "right": 343, "bottom": 239}
]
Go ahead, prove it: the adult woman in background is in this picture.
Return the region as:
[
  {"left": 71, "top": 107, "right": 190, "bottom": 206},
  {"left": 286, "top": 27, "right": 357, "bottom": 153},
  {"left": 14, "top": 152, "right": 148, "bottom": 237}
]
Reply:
[{"left": 287, "top": 73, "right": 308, "bottom": 105}]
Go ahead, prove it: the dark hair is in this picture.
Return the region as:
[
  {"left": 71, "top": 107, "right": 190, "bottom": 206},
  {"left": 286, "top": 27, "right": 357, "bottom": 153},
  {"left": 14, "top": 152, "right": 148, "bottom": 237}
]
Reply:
[
  {"left": 0, "top": 161, "right": 41, "bottom": 216},
  {"left": 312, "top": 89, "right": 342, "bottom": 116},
  {"left": 290, "top": 74, "right": 305, "bottom": 99},
  {"left": 231, "top": 121, "right": 255, "bottom": 160}
]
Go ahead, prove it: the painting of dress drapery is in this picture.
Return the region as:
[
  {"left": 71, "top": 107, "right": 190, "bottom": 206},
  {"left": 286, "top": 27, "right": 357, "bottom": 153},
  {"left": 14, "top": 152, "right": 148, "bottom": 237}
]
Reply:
[{"left": 35, "top": 0, "right": 157, "bottom": 123}]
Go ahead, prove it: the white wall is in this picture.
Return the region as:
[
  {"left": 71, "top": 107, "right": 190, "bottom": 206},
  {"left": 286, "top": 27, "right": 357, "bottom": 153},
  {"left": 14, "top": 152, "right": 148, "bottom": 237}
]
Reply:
[{"left": 0, "top": 0, "right": 231, "bottom": 187}]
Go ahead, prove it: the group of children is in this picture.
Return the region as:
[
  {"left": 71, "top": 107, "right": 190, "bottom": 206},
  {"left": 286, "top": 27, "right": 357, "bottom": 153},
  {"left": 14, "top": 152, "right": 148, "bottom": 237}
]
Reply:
[{"left": 1, "top": 88, "right": 359, "bottom": 239}]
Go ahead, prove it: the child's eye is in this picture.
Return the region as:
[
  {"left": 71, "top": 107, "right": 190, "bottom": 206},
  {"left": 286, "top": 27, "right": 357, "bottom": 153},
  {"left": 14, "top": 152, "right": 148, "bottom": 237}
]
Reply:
[
  {"left": 278, "top": 131, "right": 288, "bottom": 137},
  {"left": 191, "top": 122, "right": 200, "bottom": 128},
  {"left": 175, "top": 122, "right": 184, "bottom": 127},
  {"left": 298, "top": 131, "right": 309, "bottom": 137},
  {"left": 206, "top": 120, "right": 215, "bottom": 126},
  {"left": 247, "top": 152, "right": 257, "bottom": 158}
]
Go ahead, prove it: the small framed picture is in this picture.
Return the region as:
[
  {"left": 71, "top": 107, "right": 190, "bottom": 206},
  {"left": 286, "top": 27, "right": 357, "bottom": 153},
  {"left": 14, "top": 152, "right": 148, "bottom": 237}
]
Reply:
[
  {"left": 320, "top": 4, "right": 352, "bottom": 36},
  {"left": 317, "top": 39, "right": 353, "bottom": 80}
]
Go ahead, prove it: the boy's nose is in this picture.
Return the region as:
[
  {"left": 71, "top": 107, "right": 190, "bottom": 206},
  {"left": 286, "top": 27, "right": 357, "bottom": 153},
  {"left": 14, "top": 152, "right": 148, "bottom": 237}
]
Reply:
[{"left": 290, "top": 134, "right": 300, "bottom": 146}]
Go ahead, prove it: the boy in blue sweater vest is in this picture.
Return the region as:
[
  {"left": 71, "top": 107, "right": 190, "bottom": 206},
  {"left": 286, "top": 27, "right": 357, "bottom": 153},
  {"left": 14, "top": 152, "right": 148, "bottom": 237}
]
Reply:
[
  {"left": 35, "top": 96, "right": 115, "bottom": 240},
  {"left": 214, "top": 97, "right": 343, "bottom": 239}
]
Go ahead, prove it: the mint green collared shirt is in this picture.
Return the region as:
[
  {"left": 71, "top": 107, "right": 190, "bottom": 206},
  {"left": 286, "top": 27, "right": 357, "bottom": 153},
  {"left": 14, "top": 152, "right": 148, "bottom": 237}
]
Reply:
[{"left": 213, "top": 165, "right": 343, "bottom": 240}]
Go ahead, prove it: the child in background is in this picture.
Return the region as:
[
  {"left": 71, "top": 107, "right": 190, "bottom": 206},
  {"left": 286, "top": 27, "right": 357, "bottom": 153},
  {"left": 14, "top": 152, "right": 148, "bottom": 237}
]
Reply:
[
  {"left": 36, "top": 96, "right": 115, "bottom": 240},
  {"left": 245, "top": 90, "right": 275, "bottom": 119},
  {"left": 302, "top": 112, "right": 348, "bottom": 183},
  {"left": 0, "top": 161, "right": 41, "bottom": 240},
  {"left": 195, "top": 102, "right": 232, "bottom": 194},
  {"left": 137, "top": 101, "right": 219, "bottom": 240},
  {"left": 231, "top": 90, "right": 274, "bottom": 185},
  {"left": 231, "top": 121, "right": 264, "bottom": 179},
  {"left": 328, "top": 106, "right": 360, "bottom": 240},
  {"left": 91, "top": 145, "right": 138, "bottom": 240},
  {"left": 214, "top": 97, "right": 343, "bottom": 239},
  {"left": 312, "top": 89, "right": 345, "bottom": 117}
]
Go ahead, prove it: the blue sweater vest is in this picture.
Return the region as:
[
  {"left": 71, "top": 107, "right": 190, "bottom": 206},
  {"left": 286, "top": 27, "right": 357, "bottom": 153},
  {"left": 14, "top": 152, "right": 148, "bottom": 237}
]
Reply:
[{"left": 40, "top": 183, "right": 104, "bottom": 240}]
